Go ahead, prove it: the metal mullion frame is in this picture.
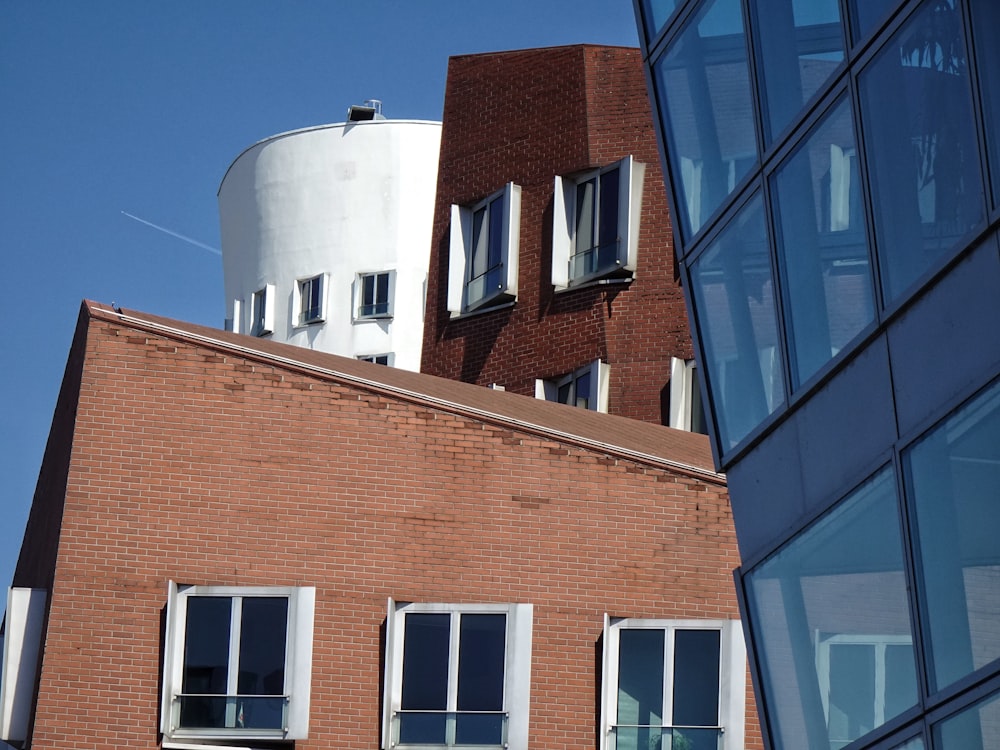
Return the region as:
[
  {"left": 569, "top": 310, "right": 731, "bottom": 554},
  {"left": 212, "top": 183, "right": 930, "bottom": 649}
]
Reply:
[
  {"left": 447, "top": 611, "right": 462, "bottom": 744},
  {"left": 662, "top": 626, "right": 676, "bottom": 733},
  {"left": 225, "top": 596, "right": 243, "bottom": 728},
  {"left": 958, "top": 0, "right": 999, "bottom": 218}
]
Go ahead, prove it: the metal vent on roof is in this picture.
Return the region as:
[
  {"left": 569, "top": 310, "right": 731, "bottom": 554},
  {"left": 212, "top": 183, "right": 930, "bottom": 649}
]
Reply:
[{"left": 347, "top": 99, "right": 385, "bottom": 122}]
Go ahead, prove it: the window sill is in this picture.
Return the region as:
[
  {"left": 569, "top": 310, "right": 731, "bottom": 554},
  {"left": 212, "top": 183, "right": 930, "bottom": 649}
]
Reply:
[
  {"left": 449, "top": 299, "right": 516, "bottom": 320},
  {"left": 554, "top": 276, "right": 633, "bottom": 294}
]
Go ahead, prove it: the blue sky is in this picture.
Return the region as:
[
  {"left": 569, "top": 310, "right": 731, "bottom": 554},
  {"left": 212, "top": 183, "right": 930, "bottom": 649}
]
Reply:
[{"left": 0, "top": 2, "right": 641, "bottom": 592}]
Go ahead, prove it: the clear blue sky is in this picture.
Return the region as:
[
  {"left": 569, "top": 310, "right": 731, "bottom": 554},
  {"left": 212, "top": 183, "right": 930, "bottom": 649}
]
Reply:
[{"left": 0, "top": 2, "right": 641, "bottom": 593}]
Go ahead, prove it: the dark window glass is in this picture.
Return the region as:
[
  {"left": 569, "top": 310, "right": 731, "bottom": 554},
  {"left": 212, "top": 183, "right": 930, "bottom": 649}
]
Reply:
[
  {"left": 456, "top": 614, "right": 506, "bottom": 744},
  {"left": 934, "top": 689, "right": 1000, "bottom": 748},
  {"left": 617, "top": 629, "right": 664, "bottom": 750},
  {"left": 251, "top": 290, "right": 267, "bottom": 336},
  {"left": 859, "top": 0, "right": 984, "bottom": 301},
  {"left": 181, "top": 597, "right": 232, "bottom": 728},
  {"left": 654, "top": 0, "right": 757, "bottom": 241},
  {"left": 468, "top": 195, "right": 505, "bottom": 308},
  {"left": 597, "top": 168, "right": 620, "bottom": 271},
  {"left": 673, "top": 629, "right": 720, "bottom": 728},
  {"left": 360, "top": 272, "right": 390, "bottom": 317},
  {"left": 848, "top": 0, "right": 897, "bottom": 43},
  {"left": 400, "top": 613, "right": 451, "bottom": 744},
  {"left": 575, "top": 177, "right": 596, "bottom": 261},
  {"left": 969, "top": 0, "right": 1000, "bottom": 206}
]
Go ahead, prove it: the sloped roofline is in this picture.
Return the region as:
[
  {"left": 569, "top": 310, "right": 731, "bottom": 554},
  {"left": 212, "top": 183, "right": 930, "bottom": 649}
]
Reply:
[{"left": 84, "top": 301, "right": 724, "bottom": 485}]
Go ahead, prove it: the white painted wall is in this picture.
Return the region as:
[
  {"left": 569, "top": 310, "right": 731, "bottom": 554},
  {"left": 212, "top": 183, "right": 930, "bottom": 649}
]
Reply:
[{"left": 218, "top": 119, "right": 442, "bottom": 371}]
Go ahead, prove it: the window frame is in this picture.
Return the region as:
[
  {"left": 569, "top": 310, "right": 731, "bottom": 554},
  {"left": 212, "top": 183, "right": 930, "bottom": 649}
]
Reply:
[
  {"left": 382, "top": 599, "right": 533, "bottom": 750},
  {"left": 552, "top": 156, "right": 645, "bottom": 289},
  {"left": 355, "top": 270, "right": 396, "bottom": 320},
  {"left": 600, "top": 616, "right": 746, "bottom": 750},
  {"left": 250, "top": 284, "right": 275, "bottom": 337},
  {"left": 668, "top": 357, "right": 707, "bottom": 434},
  {"left": 357, "top": 353, "right": 394, "bottom": 366},
  {"left": 535, "top": 359, "right": 610, "bottom": 413},
  {"left": 0, "top": 587, "right": 47, "bottom": 744},
  {"left": 295, "top": 274, "right": 328, "bottom": 327},
  {"left": 447, "top": 183, "right": 521, "bottom": 315},
  {"left": 160, "top": 581, "right": 315, "bottom": 741}
]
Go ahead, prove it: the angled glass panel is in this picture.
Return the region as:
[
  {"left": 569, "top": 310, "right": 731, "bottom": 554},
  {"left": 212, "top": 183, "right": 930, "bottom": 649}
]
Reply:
[
  {"left": 934, "top": 689, "right": 1000, "bottom": 749},
  {"left": 904, "top": 380, "right": 1000, "bottom": 692},
  {"left": 654, "top": 0, "right": 758, "bottom": 242},
  {"left": 771, "top": 97, "right": 875, "bottom": 387},
  {"left": 745, "top": 469, "right": 917, "bottom": 750},
  {"left": 691, "top": 194, "right": 784, "bottom": 450},
  {"left": 753, "top": 0, "right": 845, "bottom": 143},
  {"left": 859, "top": 0, "right": 985, "bottom": 302},
  {"left": 969, "top": 0, "right": 1000, "bottom": 206},
  {"left": 639, "top": 0, "right": 678, "bottom": 44}
]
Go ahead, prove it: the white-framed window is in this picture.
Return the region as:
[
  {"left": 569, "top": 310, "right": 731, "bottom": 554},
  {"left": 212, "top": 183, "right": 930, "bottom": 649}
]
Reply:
[
  {"left": 382, "top": 599, "right": 533, "bottom": 750},
  {"left": 815, "top": 634, "right": 916, "bottom": 750},
  {"left": 250, "top": 284, "right": 275, "bottom": 337},
  {"left": 357, "top": 353, "right": 393, "bottom": 366},
  {"left": 225, "top": 299, "right": 242, "bottom": 333},
  {"left": 160, "top": 582, "right": 315, "bottom": 741},
  {"left": 295, "top": 274, "right": 327, "bottom": 326},
  {"left": 668, "top": 357, "right": 708, "bottom": 434},
  {"left": 0, "top": 587, "right": 47, "bottom": 744},
  {"left": 448, "top": 183, "right": 521, "bottom": 314},
  {"left": 601, "top": 617, "right": 746, "bottom": 750},
  {"left": 552, "top": 156, "right": 644, "bottom": 288},
  {"left": 535, "top": 359, "right": 610, "bottom": 412},
  {"left": 356, "top": 270, "right": 395, "bottom": 319}
]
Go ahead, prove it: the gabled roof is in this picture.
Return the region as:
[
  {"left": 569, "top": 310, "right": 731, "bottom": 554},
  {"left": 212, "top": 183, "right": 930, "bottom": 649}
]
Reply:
[{"left": 84, "top": 301, "right": 723, "bottom": 483}]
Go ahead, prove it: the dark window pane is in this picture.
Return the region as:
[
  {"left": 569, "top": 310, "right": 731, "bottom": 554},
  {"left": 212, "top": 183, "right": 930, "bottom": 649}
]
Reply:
[
  {"left": 848, "top": 0, "right": 897, "bottom": 42},
  {"left": 673, "top": 629, "right": 720, "bottom": 727},
  {"left": 969, "top": 0, "right": 1000, "bottom": 207},
  {"left": 238, "top": 597, "right": 287, "bottom": 697},
  {"left": 487, "top": 195, "right": 504, "bottom": 292},
  {"left": 401, "top": 613, "right": 450, "bottom": 711},
  {"left": 557, "top": 380, "right": 572, "bottom": 405},
  {"left": 859, "top": 0, "right": 984, "bottom": 301},
  {"left": 598, "top": 168, "right": 620, "bottom": 270},
  {"left": 617, "top": 629, "right": 664, "bottom": 727},
  {"left": 574, "top": 371, "right": 591, "bottom": 410},
  {"left": 376, "top": 272, "right": 390, "bottom": 309},
  {"left": 457, "top": 613, "right": 506, "bottom": 712},
  {"left": 363, "top": 274, "right": 375, "bottom": 307},
  {"left": 398, "top": 712, "right": 447, "bottom": 745},
  {"left": 181, "top": 596, "right": 232, "bottom": 728},
  {"left": 455, "top": 712, "right": 505, "bottom": 745}
]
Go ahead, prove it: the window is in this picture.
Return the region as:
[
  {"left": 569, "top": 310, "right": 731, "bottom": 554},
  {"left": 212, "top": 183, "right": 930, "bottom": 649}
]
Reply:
[
  {"left": 552, "top": 156, "right": 644, "bottom": 288},
  {"left": 0, "top": 588, "right": 47, "bottom": 745},
  {"left": 296, "top": 274, "right": 326, "bottom": 325},
  {"left": 357, "top": 353, "right": 393, "bottom": 366},
  {"left": 535, "top": 360, "right": 610, "bottom": 412},
  {"left": 448, "top": 183, "right": 521, "bottom": 314},
  {"left": 250, "top": 284, "right": 274, "bottom": 337},
  {"left": 382, "top": 600, "right": 533, "bottom": 750},
  {"left": 160, "top": 582, "right": 315, "bottom": 741},
  {"left": 225, "top": 299, "right": 242, "bottom": 333},
  {"left": 601, "top": 617, "right": 746, "bottom": 750},
  {"left": 668, "top": 357, "right": 708, "bottom": 434},
  {"left": 356, "top": 271, "right": 394, "bottom": 319}
]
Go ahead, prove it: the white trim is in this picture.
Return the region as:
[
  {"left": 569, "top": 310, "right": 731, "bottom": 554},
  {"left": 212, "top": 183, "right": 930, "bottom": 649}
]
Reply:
[{"left": 0, "top": 588, "right": 47, "bottom": 743}]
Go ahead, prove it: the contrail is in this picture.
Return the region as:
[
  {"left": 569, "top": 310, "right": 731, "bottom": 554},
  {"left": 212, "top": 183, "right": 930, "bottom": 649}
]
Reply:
[{"left": 121, "top": 211, "right": 222, "bottom": 256}]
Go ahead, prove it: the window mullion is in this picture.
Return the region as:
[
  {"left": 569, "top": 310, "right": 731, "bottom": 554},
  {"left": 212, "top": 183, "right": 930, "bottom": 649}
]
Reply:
[
  {"left": 226, "top": 597, "right": 243, "bottom": 727},
  {"left": 447, "top": 611, "right": 462, "bottom": 744},
  {"left": 663, "top": 627, "right": 675, "bottom": 732}
]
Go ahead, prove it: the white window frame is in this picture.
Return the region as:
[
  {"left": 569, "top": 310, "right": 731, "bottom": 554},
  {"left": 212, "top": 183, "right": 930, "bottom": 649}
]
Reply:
[
  {"left": 382, "top": 599, "right": 533, "bottom": 750},
  {"left": 226, "top": 299, "right": 242, "bottom": 334},
  {"left": 668, "top": 357, "right": 707, "bottom": 434},
  {"left": 600, "top": 617, "right": 746, "bottom": 750},
  {"left": 250, "top": 284, "right": 275, "bottom": 337},
  {"left": 160, "top": 581, "right": 315, "bottom": 741},
  {"left": 448, "top": 183, "right": 521, "bottom": 315},
  {"left": 534, "top": 359, "right": 610, "bottom": 413},
  {"left": 552, "top": 156, "right": 644, "bottom": 289},
  {"left": 295, "top": 273, "right": 328, "bottom": 326},
  {"left": 355, "top": 270, "right": 396, "bottom": 320},
  {"left": 357, "top": 353, "right": 394, "bottom": 366},
  {"left": 0, "top": 588, "right": 47, "bottom": 744}
]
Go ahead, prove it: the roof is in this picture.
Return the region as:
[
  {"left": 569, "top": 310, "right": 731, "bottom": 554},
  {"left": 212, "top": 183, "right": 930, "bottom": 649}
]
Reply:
[{"left": 84, "top": 301, "right": 723, "bottom": 483}]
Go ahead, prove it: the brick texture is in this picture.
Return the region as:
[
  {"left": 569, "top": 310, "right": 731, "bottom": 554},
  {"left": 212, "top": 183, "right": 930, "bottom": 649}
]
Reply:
[
  {"left": 421, "top": 46, "right": 693, "bottom": 425},
  {"left": 15, "top": 305, "right": 760, "bottom": 749}
]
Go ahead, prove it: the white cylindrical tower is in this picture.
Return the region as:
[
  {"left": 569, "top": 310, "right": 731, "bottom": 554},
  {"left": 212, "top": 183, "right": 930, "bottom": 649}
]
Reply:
[{"left": 218, "top": 116, "right": 442, "bottom": 371}]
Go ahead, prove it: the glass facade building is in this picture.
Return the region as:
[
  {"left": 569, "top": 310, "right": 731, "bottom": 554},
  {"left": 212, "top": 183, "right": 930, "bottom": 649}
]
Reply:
[{"left": 632, "top": 1, "right": 1000, "bottom": 748}]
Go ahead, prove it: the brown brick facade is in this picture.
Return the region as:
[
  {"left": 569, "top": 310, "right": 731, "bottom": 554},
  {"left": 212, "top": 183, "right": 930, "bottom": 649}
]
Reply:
[
  {"left": 421, "top": 46, "right": 693, "bottom": 425},
  {"left": 13, "top": 302, "right": 759, "bottom": 749}
]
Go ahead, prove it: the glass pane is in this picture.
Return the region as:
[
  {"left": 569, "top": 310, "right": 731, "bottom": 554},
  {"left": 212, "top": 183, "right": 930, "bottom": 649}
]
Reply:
[
  {"left": 969, "top": 0, "right": 1000, "bottom": 207},
  {"left": 363, "top": 274, "right": 375, "bottom": 307},
  {"left": 772, "top": 97, "right": 874, "bottom": 387},
  {"left": 376, "top": 271, "right": 390, "bottom": 308},
  {"left": 673, "top": 630, "right": 720, "bottom": 728},
  {"left": 400, "top": 613, "right": 450, "bottom": 743},
  {"left": 848, "top": 0, "right": 897, "bottom": 44},
  {"left": 237, "top": 599, "right": 287, "bottom": 729},
  {"left": 617, "top": 629, "right": 664, "bottom": 750},
  {"left": 934, "top": 689, "right": 1000, "bottom": 749},
  {"left": 575, "top": 370, "right": 592, "bottom": 410},
  {"left": 654, "top": 0, "right": 757, "bottom": 240},
  {"left": 753, "top": 0, "right": 844, "bottom": 143},
  {"left": 640, "top": 0, "right": 677, "bottom": 43},
  {"left": 691, "top": 194, "right": 784, "bottom": 450},
  {"left": 905, "top": 380, "right": 1000, "bottom": 691},
  {"left": 598, "top": 168, "right": 620, "bottom": 270},
  {"left": 892, "top": 737, "right": 925, "bottom": 750},
  {"left": 859, "top": 0, "right": 984, "bottom": 302},
  {"left": 576, "top": 178, "right": 596, "bottom": 257},
  {"left": 746, "top": 468, "right": 917, "bottom": 750},
  {"left": 181, "top": 596, "right": 232, "bottom": 728},
  {"left": 456, "top": 613, "right": 506, "bottom": 744},
  {"left": 471, "top": 206, "right": 489, "bottom": 280}
]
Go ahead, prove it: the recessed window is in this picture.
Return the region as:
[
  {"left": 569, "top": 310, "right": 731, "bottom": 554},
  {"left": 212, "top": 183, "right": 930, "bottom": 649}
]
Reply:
[
  {"left": 552, "top": 156, "right": 644, "bottom": 288},
  {"left": 250, "top": 284, "right": 274, "bottom": 337},
  {"left": 297, "top": 274, "right": 326, "bottom": 325},
  {"left": 668, "top": 357, "right": 707, "bottom": 434},
  {"left": 382, "top": 600, "right": 533, "bottom": 750},
  {"left": 448, "top": 183, "right": 521, "bottom": 314},
  {"left": 535, "top": 360, "right": 610, "bottom": 412},
  {"left": 601, "top": 617, "right": 746, "bottom": 750},
  {"left": 160, "top": 582, "right": 315, "bottom": 741},
  {"left": 357, "top": 353, "right": 393, "bottom": 366},
  {"left": 357, "top": 271, "right": 394, "bottom": 319}
]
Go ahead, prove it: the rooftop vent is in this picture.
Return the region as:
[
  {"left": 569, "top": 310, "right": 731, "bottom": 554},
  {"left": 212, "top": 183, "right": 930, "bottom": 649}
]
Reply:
[{"left": 347, "top": 99, "right": 385, "bottom": 122}]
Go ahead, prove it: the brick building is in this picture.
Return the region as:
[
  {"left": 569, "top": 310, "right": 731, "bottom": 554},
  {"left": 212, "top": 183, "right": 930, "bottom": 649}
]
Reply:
[
  {"left": 421, "top": 46, "right": 701, "bottom": 431},
  {"left": 1, "top": 301, "right": 757, "bottom": 750}
]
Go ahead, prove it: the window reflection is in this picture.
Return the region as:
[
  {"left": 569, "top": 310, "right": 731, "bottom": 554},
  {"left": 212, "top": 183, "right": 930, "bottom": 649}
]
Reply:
[
  {"left": 772, "top": 97, "right": 875, "bottom": 387},
  {"left": 905, "top": 380, "right": 1000, "bottom": 692},
  {"left": 968, "top": 0, "right": 1000, "bottom": 206},
  {"left": 746, "top": 469, "right": 918, "bottom": 750},
  {"left": 654, "top": 0, "right": 757, "bottom": 240},
  {"left": 639, "top": 0, "right": 677, "bottom": 44},
  {"left": 691, "top": 194, "right": 784, "bottom": 449},
  {"left": 859, "top": 0, "right": 984, "bottom": 301},
  {"left": 934, "top": 689, "right": 1000, "bottom": 749}
]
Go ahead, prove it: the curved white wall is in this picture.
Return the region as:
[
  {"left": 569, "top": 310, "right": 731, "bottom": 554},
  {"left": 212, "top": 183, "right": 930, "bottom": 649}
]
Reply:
[{"left": 218, "top": 119, "right": 442, "bottom": 371}]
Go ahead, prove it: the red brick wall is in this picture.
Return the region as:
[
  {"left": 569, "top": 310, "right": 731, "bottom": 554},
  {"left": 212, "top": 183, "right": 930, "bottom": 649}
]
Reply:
[
  {"left": 421, "top": 46, "right": 693, "bottom": 425},
  {"left": 23, "top": 313, "right": 759, "bottom": 749}
]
